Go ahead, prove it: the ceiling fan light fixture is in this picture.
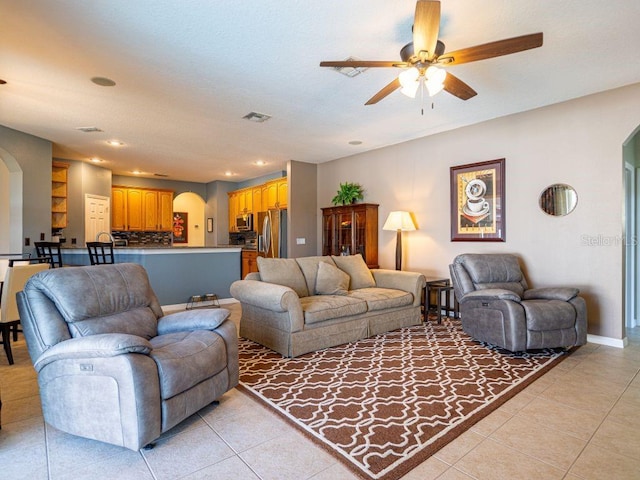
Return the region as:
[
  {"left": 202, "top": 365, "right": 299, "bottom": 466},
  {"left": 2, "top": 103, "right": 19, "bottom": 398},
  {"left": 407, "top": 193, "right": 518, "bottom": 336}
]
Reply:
[
  {"left": 399, "top": 67, "right": 420, "bottom": 98},
  {"left": 425, "top": 66, "right": 447, "bottom": 96}
]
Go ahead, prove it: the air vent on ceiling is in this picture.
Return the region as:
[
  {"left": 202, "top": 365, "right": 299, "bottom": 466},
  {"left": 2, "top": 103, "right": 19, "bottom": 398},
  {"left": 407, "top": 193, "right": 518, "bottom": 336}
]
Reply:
[
  {"left": 333, "top": 57, "right": 368, "bottom": 77},
  {"left": 242, "top": 112, "right": 272, "bottom": 123},
  {"left": 154, "top": 173, "right": 169, "bottom": 177},
  {"left": 76, "top": 126, "right": 103, "bottom": 133}
]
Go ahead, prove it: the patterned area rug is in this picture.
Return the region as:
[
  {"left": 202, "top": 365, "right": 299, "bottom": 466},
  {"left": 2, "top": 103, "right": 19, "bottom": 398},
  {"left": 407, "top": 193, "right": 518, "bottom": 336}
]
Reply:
[{"left": 238, "top": 318, "right": 568, "bottom": 480}]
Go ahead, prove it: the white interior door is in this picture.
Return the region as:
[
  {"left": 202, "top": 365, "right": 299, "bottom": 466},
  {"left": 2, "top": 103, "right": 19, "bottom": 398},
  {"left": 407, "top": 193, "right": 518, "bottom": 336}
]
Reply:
[{"left": 85, "top": 194, "right": 110, "bottom": 244}]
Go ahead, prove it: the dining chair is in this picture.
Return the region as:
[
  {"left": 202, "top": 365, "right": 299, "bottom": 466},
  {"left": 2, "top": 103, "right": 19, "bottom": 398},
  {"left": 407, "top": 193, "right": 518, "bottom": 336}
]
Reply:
[
  {"left": 86, "top": 241, "right": 115, "bottom": 265},
  {"left": 0, "top": 260, "right": 50, "bottom": 364},
  {"left": 34, "top": 242, "right": 63, "bottom": 268}
]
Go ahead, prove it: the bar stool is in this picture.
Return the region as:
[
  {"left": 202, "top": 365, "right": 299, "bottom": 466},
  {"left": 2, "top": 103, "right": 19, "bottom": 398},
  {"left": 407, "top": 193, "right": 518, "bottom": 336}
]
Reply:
[
  {"left": 86, "top": 242, "right": 115, "bottom": 265},
  {"left": 34, "top": 242, "right": 63, "bottom": 268}
]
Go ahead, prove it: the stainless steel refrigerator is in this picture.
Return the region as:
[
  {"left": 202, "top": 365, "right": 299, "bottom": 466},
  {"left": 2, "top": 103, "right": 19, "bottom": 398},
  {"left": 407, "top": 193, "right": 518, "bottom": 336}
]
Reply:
[{"left": 258, "top": 209, "right": 287, "bottom": 258}]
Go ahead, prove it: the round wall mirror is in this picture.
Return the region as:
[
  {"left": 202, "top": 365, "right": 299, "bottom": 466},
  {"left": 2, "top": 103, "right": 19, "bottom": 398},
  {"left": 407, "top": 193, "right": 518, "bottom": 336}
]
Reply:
[{"left": 539, "top": 184, "right": 578, "bottom": 216}]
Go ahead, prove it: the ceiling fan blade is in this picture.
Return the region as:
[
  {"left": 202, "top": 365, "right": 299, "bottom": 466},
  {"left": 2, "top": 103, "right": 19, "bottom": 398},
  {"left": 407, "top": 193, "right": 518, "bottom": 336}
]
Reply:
[
  {"left": 438, "top": 33, "right": 543, "bottom": 66},
  {"left": 443, "top": 72, "right": 477, "bottom": 100},
  {"left": 413, "top": 0, "right": 441, "bottom": 61},
  {"left": 365, "top": 77, "right": 401, "bottom": 105},
  {"left": 320, "top": 60, "right": 407, "bottom": 68}
]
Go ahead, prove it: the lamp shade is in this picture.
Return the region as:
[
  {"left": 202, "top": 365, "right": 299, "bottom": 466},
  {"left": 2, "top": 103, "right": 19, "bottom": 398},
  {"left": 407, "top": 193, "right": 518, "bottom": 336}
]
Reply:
[{"left": 383, "top": 211, "right": 416, "bottom": 231}]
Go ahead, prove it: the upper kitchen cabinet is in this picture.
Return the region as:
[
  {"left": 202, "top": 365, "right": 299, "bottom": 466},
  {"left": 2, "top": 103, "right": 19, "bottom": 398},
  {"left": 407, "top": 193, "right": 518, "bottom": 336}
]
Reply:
[
  {"left": 228, "top": 191, "right": 239, "bottom": 232},
  {"left": 263, "top": 177, "right": 287, "bottom": 210},
  {"left": 51, "top": 162, "right": 69, "bottom": 229},
  {"left": 252, "top": 187, "right": 262, "bottom": 214},
  {"left": 158, "top": 191, "right": 174, "bottom": 230},
  {"left": 112, "top": 186, "right": 174, "bottom": 231},
  {"left": 237, "top": 188, "right": 252, "bottom": 214}
]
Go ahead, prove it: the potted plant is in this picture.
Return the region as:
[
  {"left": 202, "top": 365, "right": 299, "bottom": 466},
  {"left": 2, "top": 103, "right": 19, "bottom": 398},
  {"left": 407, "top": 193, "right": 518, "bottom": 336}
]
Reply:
[{"left": 331, "top": 182, "right": 364, "bottom": 206}]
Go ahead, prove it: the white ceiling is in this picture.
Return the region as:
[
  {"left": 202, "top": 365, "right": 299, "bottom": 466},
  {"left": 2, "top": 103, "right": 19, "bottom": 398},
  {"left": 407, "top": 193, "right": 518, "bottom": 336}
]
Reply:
[{"left": 1, "top": 0, "right": 639, "bottom": 183}]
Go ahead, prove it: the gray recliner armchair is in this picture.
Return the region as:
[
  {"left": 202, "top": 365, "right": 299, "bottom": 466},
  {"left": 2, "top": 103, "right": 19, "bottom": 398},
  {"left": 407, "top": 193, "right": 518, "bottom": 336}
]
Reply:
[
  {"left": 449, "top": 253, "right": 587, "bottom": 352},
  {"left": 16, "top": 263, "right": 238, "bottom": 450}
]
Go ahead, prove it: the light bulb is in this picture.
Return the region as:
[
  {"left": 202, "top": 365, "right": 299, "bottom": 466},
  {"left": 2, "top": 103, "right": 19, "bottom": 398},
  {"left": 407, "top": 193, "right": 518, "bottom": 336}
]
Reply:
[
  {"left": 399, "top": 68, "right": 420, "bottom": 98},
  {"left": 425, "top": 66, "right": 447, "bottom": 97}
]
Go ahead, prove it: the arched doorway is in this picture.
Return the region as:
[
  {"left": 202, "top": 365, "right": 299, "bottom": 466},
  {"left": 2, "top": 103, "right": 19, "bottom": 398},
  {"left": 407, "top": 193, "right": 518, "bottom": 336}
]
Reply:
[
  {"left": 0, "top": 147, "right": 24, "bottom": 253},
  {"left": 173, "top": 192, "right": 206, "bottom": 247},
  {"left": 623, "top": 126, "right": 640, "bottom": 332}
]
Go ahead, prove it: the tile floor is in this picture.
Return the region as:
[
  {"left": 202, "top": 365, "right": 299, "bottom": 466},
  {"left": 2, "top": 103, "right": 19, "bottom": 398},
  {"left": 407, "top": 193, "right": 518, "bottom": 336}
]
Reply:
[{"left": 1, "top": 304, "right": 639, "bottom": 480}]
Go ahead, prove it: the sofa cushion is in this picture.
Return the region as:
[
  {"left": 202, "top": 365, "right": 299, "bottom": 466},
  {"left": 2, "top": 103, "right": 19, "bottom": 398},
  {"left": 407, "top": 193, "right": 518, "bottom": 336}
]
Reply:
[
  {"left": 296, "top": 256, "right": 336, "bottom": 296},
  {"left": 315, "top": 262, "right": 350, "bottom": 296},
  {"left": 257, "top": 257, "right": 309, "bottom": 297},
  {"left": 331, "top": 254, "right": 376, "bottom": 290},
  {"left": 149, "top": 330, "right": 228, "bottom": 399},
  {"left": 348, "top": 287, "right": 414, "bottom": 312},
  {"left": 299, "top": 295, "right": 368, "bottom": 325}
]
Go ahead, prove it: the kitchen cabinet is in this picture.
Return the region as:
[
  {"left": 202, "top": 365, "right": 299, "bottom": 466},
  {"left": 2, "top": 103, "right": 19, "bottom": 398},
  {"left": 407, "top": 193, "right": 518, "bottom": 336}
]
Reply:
[
  {"left": 51, "top": 162, "right": 69, "bottom": 229},
  {"left": 276, "top": 178, "right": 288, "bottom": 208},
  {"left": 241, "top": 250, "right": 260, "bottom": 279},
  {"left": 112, "top": 186, "right": 174, "bottom": 231},
  {"left": 321, "top": 203, "right": 379, "bottom": 269},
  {"left": 264, "top": 178, "right": 287, "bottom": 209},
  {"left": 237, "top": 188, "right": 252, "bottom": 214},
  {"left": 228, "top": 178, "right": 287, "bottom": 232},
  {"left": 228, "top": 191, "right": 239, "bottom": 232},
  {"left": 158, "top": 191, "right": 174, "bottom": 230},
  {"left": 111, "top": 187, "right": 127, "bottom": 230},
  {"left": 252, "top": 187, "right": 262, "bottom": 215}
]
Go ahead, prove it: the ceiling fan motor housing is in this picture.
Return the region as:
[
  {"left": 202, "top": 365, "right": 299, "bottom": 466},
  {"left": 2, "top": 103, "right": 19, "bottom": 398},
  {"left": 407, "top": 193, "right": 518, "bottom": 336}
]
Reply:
[{"left": 400, "top": 40, "right": 446, "bottom": 65}]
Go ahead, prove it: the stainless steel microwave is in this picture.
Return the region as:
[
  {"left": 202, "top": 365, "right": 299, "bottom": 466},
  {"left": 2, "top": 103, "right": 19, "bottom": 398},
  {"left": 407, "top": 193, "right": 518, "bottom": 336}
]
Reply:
[{"left": 235, "top": 213, "right": 253, "bottom": 231}]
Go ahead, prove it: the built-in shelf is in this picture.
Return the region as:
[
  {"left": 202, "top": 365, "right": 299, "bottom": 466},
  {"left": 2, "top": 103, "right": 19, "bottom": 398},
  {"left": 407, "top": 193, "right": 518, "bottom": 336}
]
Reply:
[{"left": 51, "top": 162, "right": 69, "bottom": 229}]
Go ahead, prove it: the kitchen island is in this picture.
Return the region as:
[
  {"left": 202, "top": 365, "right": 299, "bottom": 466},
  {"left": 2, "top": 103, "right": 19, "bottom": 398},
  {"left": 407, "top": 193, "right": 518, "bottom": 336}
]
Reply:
[{"left": 61, "top": 246, "right": 242, "bottom": 306}]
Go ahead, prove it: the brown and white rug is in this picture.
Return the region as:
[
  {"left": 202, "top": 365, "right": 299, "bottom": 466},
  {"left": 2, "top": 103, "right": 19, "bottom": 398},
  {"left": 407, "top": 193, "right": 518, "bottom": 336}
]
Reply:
[{"left": 238, "top": 318, "right": 568, "bottom": 480}]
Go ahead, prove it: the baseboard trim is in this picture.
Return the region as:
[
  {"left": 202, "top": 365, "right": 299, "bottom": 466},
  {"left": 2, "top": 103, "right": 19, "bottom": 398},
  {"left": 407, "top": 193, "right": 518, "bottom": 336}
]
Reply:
[{"left": 587, "top": 334, "right": 628, "bottom": 348}]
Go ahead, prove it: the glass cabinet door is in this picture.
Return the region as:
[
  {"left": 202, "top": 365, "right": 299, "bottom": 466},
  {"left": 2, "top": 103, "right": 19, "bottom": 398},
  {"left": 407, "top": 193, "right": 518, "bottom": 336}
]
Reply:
[
  {"left": 337, "top": 211, "right": 353, "bottom": 255},
  {"left": 322, "top": 213, "right": 335, "bottom": 256},
  {"left": 353, "top": 208, "right": 366, "bottom": 257}
]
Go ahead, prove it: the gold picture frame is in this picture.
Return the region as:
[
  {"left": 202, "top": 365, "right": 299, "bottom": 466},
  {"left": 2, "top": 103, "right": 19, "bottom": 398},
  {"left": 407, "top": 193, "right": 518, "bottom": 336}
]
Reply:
[{"left": 450, "top": 158, "right": 505, "bottom": 242}]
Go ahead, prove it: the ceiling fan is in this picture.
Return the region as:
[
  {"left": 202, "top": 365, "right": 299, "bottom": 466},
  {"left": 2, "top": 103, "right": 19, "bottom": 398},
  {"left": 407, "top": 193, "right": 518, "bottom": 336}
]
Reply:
[{"left": 320, "top": 0, "right": 543, "bottom": 105}]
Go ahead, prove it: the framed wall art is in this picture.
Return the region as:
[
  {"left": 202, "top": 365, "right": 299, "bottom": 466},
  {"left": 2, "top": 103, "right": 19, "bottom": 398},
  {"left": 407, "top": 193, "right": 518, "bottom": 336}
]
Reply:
[
  {"left": 173, "top": 212, "right": 188, "bottom": 243},
  {"left": 450, "top": 158, "right": 505, "bottom": 242}
]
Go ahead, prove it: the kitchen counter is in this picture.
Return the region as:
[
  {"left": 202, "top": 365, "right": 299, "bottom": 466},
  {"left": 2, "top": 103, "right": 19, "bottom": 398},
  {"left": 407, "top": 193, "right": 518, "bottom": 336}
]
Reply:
[{"left": 61, "top": 246, "right": 242, "bottom": 306}]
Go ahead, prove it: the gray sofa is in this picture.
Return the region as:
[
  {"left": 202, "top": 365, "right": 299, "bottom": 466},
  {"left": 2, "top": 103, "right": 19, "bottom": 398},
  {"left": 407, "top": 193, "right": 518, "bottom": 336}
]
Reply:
[
  {"left": 16, "top": 263, "right": 238, "bottom": 450},
  {"left": 449, "top": 253, "right": 587, "bottom": 352},
  {"left": 230, "top": 254, "right": 426, "bottom": 357}
]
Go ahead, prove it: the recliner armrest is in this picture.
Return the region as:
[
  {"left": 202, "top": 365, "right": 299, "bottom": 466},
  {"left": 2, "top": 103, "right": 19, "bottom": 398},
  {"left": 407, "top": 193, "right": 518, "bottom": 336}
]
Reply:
[
  {"left": 34, "top": 333, "right": 152, "bottom": 372},
  {"left": 523, "top": 287, "right": 579, "bottom": 301},
  {"left": 158, "top": 308, "right": 230, "bottom": 334},
  {"left": 461, "top": 289, "right": 521, "bottom": 303}
]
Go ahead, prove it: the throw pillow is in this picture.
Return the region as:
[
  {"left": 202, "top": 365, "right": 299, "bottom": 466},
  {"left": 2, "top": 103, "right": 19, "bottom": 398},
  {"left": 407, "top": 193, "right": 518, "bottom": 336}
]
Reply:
[
  {"left": 331, "top": 253, "right": 376, "bottom": 290},
  {"left": 256, "top": 257, "right": 309, "bottom": 297},
  {"left": 315, "top": 261, "right": 350, "bottom": 295}
]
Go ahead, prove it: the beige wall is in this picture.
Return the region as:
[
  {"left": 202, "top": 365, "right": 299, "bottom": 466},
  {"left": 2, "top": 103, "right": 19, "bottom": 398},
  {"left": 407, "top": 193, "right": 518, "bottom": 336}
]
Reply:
[{"left": 318, "top": 82, "right": 640, "bottom": 342}]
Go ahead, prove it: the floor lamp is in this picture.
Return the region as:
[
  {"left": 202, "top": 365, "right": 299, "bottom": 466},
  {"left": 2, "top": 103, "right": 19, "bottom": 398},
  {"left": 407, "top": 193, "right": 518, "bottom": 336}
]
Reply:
[{"left": 382, "top": 211, "right": 416, "bottom": 270}]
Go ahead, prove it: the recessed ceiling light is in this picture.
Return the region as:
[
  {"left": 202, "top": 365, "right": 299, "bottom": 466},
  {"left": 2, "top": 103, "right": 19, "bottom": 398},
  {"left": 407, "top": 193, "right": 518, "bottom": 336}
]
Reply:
[
  {"left": 131, "top": 170, "right": 143, "bottom": 175},
  {"left": 348, "top": 140, "right": 363, "bottom": 145},
  {"left": 107, "top": 140, "right": 124, "bottom": 146},
  {"left": 224, "top": 171, "right": 234, "bottom": 177},
  {"left": 90, "top": 157, "right": 103, "bottom": 163},
  {"left": 91, "top": 76, "right": 116, "bottom": 87},
  {"left": 255, "top": 160, "right": 267, "bottom": 166}
]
